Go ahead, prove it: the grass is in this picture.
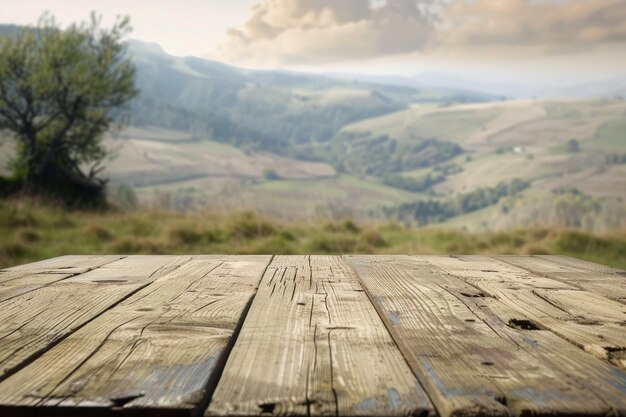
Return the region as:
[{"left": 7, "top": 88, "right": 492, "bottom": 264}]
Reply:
[
  {"left": 592, "top": 118, "right": 626, "bottom": 151},
  {"left": 1, "top": 197, "right": 624, "bottom": 269}
]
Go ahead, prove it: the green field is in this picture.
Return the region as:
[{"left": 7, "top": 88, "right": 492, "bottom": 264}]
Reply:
[
  {"left": 2, "top": 98, "right": 625, "bottom": 231},
  {"left": 1, "top": 198, "right": 624, "bottom": 270},
  {"left": 592, "top": 118, "right": 626, "bottom": 151}
]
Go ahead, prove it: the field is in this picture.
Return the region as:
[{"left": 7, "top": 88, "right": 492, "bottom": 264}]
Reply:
[
  {"left": 2, "top": 97, "right": 625, "bottom": 230},
  {"left": 1, "top": 198, "right": 625, "bottom": 270},
  {"left": 100, "top": 127, "right": 422, "bottom": 217},
  {"left": 338, "top": 98, "right": 626, "bottom": 231},
  {"left": 344, "top": 99, "right": 626, "bottom": 194}
]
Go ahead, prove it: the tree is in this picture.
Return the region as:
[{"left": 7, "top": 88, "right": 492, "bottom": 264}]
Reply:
[
  {"left": 566, "top": 138, "right": 580, "bottom": 153},
  {"left": 0, "top": 13, "right": 138, "bottom": 204}
]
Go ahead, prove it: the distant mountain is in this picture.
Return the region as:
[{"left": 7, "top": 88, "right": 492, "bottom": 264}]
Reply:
[
  {"left": 325, "top": 72, "right": 498, "bottom": 102},
  {"left": 409, "top": 72, "right": 527, "bottom": 98},
  {"left": 0, "top": 24, "right": 495, "bottom": 158},
  {"left": 331, "top": 70, "right": 626, "bottom": 99},
  {"left": 0, "top": 24, "right": 21, "bottom": 35},
  {"left": 541, "top": 77, "right": 626, "bottom": 99}
]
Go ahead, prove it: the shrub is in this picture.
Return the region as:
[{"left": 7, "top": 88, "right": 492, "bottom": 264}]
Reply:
[
  {"left": 16, "top": 228, "right": 41, "bottom": 243},
  {"left": 167, "top": 226, "right": 203, "bottom": 245},
  {"left": 84, "top": 225, "right": 113, "bottom": 241}
]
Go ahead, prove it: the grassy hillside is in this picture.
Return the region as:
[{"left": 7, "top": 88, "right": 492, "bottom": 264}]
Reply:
[
  {"left": 104, "top": 127, "right": 335, "bottom": 186},
  {"left": 3, "top": 98, "right": 625, "bottom": 229},
  {"left": 128, "top": 40, "right": 484, "bottom": 156},
  {"left": 1, "top": 198, "right": 624, "bottom": 270},
  {"left": 1, "top": 28, "right": 624, "bottom": 230},
  {"left": 339, "top": 98, "right": 626, "bottom": 230}
]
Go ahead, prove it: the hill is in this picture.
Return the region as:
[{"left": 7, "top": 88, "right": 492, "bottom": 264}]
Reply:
[
  {"left": 126, "top": 40, "right": 493, "bottom": 157},
  {"left": 340, "top": 99, "right": 626, "bottom": 231},
  {"left": 1, "top": 28, "right": 624, "bottom": 230}
]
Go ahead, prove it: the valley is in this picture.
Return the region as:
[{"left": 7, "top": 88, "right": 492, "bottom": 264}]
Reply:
[
  {"left": 98, "top": 97, "right": 625, "bottom": 232},
  {"left": 1, "top": 37, "right": 624, "bottom": 231}
]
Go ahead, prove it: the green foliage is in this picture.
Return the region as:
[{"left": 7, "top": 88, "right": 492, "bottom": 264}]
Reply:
[
  {"left": 383, "top": 173, "right": 445, "bottom": 193},
  {"left": 605, "top": 153, "right": 626, "bottom": 165},
  {"left": 566, "top": 138, "right": 580, "bottom": 153},
  {"left": 0, "top": 13, "right": 137, "bottom": 203},
  {"left": 458, "top": 179, "right": 530, "bottom": 213},
  {"left": 320, "top": 133, "right": 463, "bottom": 177},
  {"left": 389, "top": 199, "right": 458, "bottom": 225},
  {"left": 263, "top": 169, "right": 281, "bottom": 180},
  {"left": 109, "top": 184, "right": 138, "bottom": 210},
  {"left": 549, "top": 189, "right": 603, "bottom": 230},
  {"left": 387, "top": 179, "right": 531, "bottom": 225}
]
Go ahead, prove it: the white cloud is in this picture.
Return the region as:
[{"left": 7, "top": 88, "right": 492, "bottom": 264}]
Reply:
[
  {"left": 213, "top": 0, "right": 626, "bottom": 67},
  {"left": 214, "top": 0, "right": 437, "bottom": 65},
  {"left": 439, "top": 0, "right": 626, "bottom": 50}
]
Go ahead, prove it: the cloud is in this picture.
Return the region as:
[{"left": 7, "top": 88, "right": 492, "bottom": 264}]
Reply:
[
  {"left": 439, "top": 0, "right": 626, "bottom": 51},
  {"left": 213, "top": 0, "right": 626, "bottom": 66},
  {"left": 214, "top": 0, "right": 437, "bottom": 65}
]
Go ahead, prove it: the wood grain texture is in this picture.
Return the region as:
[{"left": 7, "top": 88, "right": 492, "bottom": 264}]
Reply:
[
  {"left": 495, "top": 255, "right": 626, "bottom": 303},
  {"left": 0, "top": 255, "right": 126, "bottom": 283},
  {"left": 0, "top": 255, "right": 192, "bottom": 381},
  {"left": 0, "top": 256, "right": 127, "bottom": 303},
  {"left": 421, "top": 257, "right": 626, "bottom": 416},
  {"left": 0, "top": 272, "right": 74, "bottom": 303},
  {"left": 207, "top": 255, "right": 433, "bottom": 417},
  {"left": 536, "top": 255, "right": 624, "bottom": 274},
  {"left": 0, "top": 255, "right": 271, "bottom": 416},
  {"left": 1, "top": 254, "right": 625, "bottom": 417},
  {"left": 344, "top": 255, "right": 625, "bottom": 417},
  {"left": 424, "top": 256, "right": 626, "bottom": 369}
]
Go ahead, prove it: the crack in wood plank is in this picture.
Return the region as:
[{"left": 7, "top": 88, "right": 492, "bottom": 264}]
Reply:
[
  {"left": 346, "top": 255, "right": 626, "bottom": 417},
  {"left": 207, "top": 255, "right": 433, "bottom": 417},
  {"left": 428, "top": 255, "right": 626, "bottom": 368},
  {"left": 0, "top": 256, "right": 272, "bottom": 416}
]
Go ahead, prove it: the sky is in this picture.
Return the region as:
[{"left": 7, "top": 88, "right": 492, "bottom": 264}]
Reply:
[{"left": 1, "top": 0, "right": 626, "bottom": 84}]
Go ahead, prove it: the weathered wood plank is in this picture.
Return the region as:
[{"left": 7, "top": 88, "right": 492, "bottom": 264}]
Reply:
[
  {"left": 536, "top": 255, "right": 625, "bottom": 274},
  {"left": 345, "top": 255, "right": 624, "bottom": 417},
  {"left": 495, "top": 255, "right": 626, "bottom": 303},
  {"left": 0, "top": 255, "right": 271, "bottom": 416},
  {"left": 0, "top": 272, "right": 74, "bottom": 303},
  {"left": 207, "top": 255, "right": 433, "bottom": 417},
  {"left": 0, "top": 255, "right": 193, "bottom": 381},
  {"left": 425, "top": 256, "right": 626, "bottom": 368},
  {"left": 423, "top": 257, "right": 626, "bottom": 415},
  {"left": 0, "top": 255, "right": 126, "bottom": 283},
  {"left": 0, "top": 256, "right": 127, "bottom": 303}
]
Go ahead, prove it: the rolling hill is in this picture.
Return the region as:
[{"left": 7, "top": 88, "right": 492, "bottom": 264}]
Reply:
[
  {"left": 1, "top": 27, "right": 624, "bottom": 231},
  {"left": 126, "top": 40, "right": 495, "bottom": 158}
]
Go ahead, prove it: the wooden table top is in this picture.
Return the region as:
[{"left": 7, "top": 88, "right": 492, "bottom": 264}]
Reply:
[{"left": 0, "top": 255, "right": 624, "bottom": 417}]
